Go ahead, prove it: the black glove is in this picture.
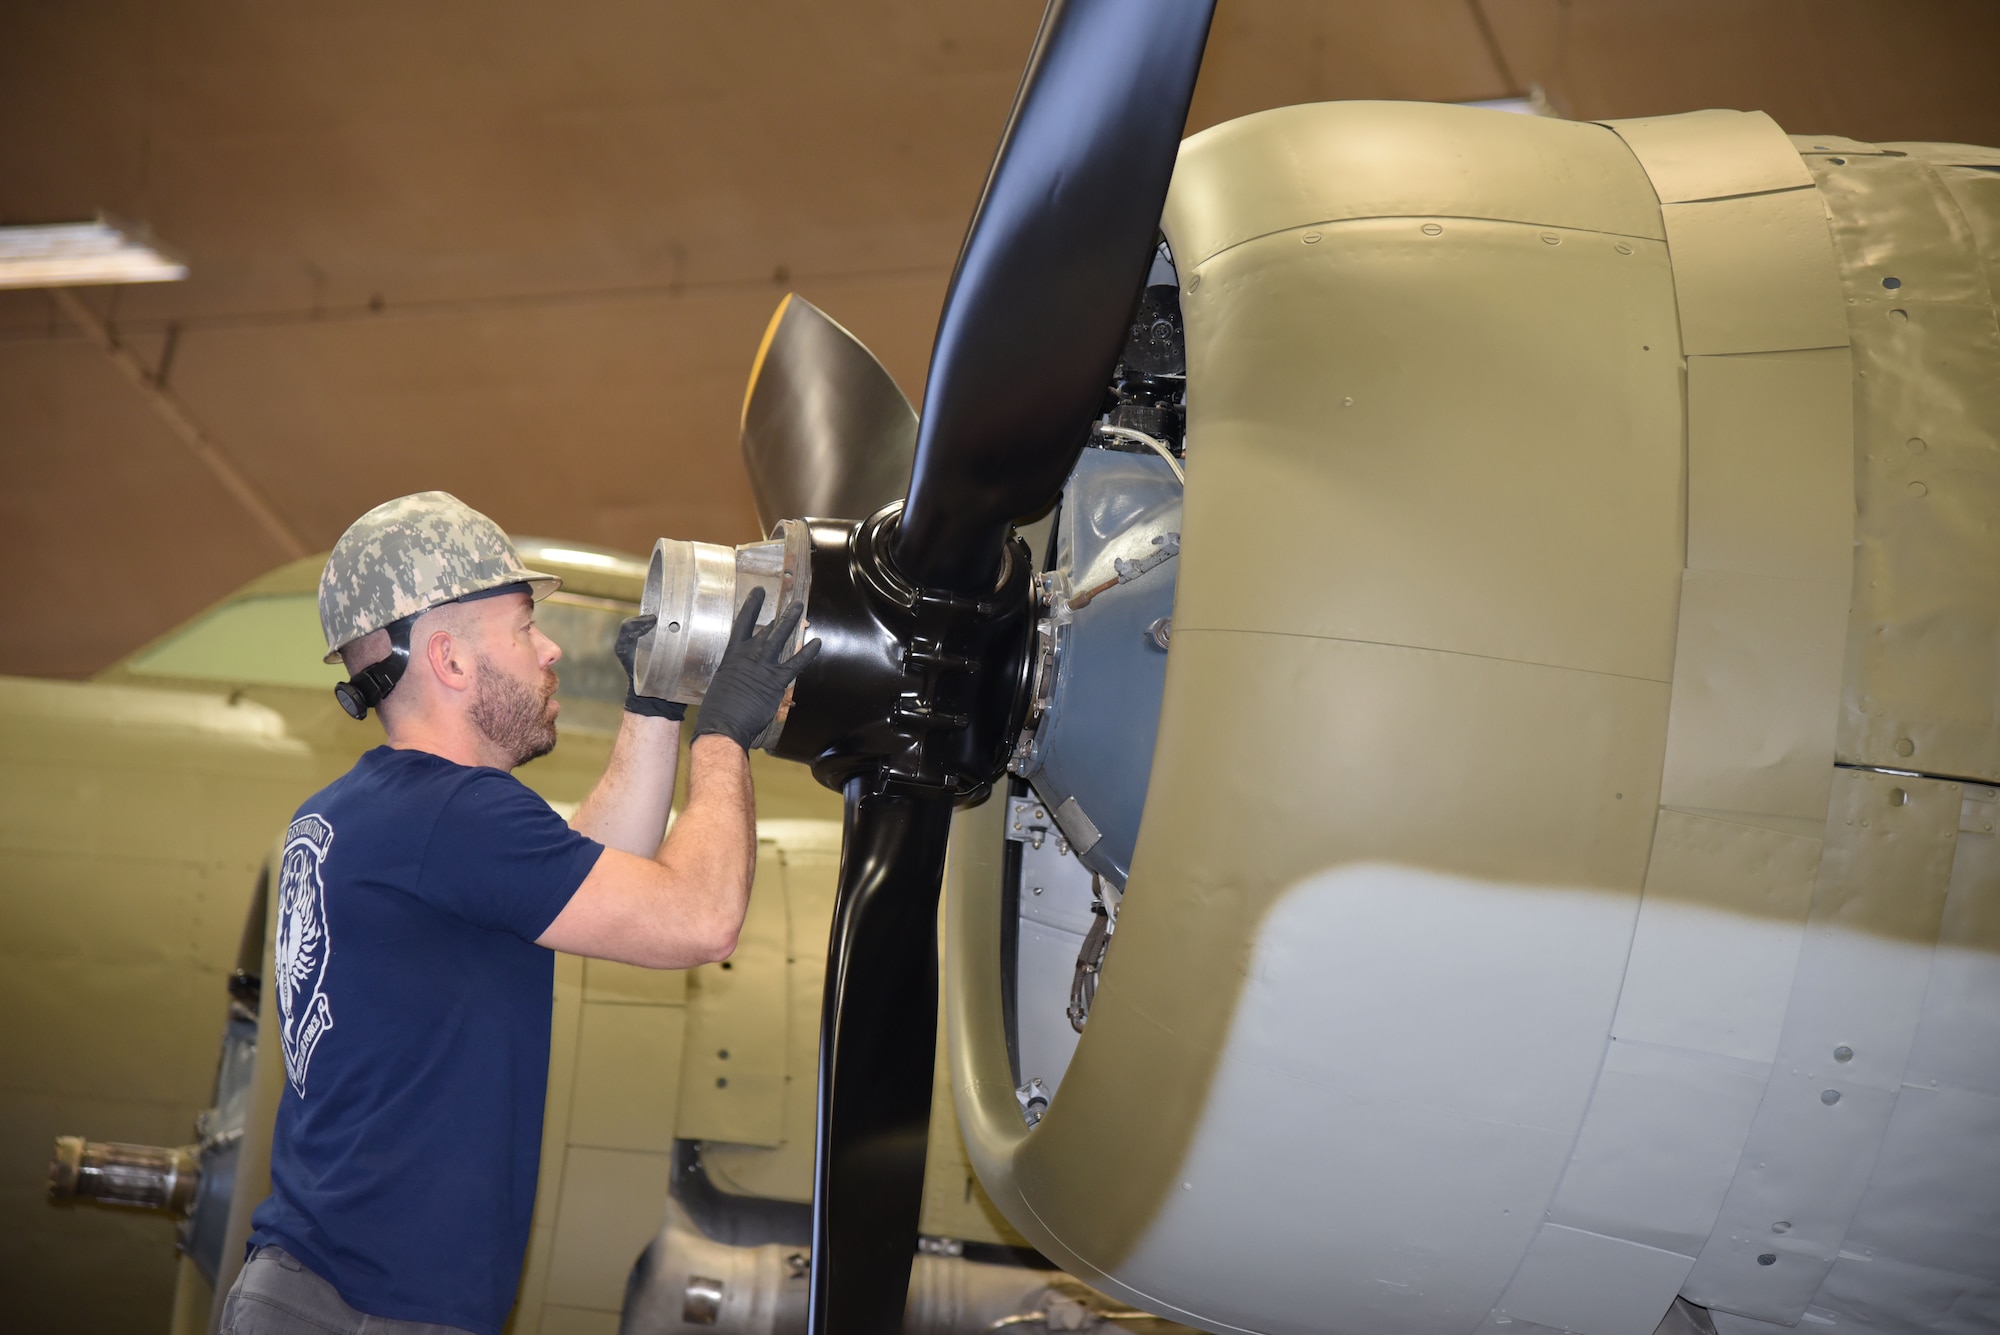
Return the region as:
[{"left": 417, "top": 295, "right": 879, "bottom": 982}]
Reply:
[
  {"left": 691, "top": 587, "right": 821, "bottom": 749},
  {"left": 614, "top": 614, "right": 688, "bottom": 720}
]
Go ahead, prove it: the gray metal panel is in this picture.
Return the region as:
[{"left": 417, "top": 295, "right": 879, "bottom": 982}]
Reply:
[
  {"left": 1545, "top": 1039, "right": 1769, "bottom": 1258},
  {"left": 1903, "top": 786, "right": 2000, "bottom": 1096},
  {"left": 1025, "top": 446, "right": 1182, "bottom": 888},
  {"left": 1114, "top": 861, "right": 1644, "bottom": 1335},
  {"left": 1684, "top": 771, "right": 1960, "bottom": 1323},
  {"left": 1610, "top": 812, "right": 1821, "bottom": 1064},
  {"left": 1707, "top": 1311, "right": 1800, "bottom": 1335},
  {"left": 1497, "top": 1225, "right": 1693, "bottom": 1335},
  {"left": 1472, "top": 1318, "right": 1570, "bottom": 1335},
  {"left": 1010, "top": 796, "right": 1098, "bottom": 937},
  {"left": 1818, "top": 1243, "right": 2000, "bottom": 1335},
  {"left": 1005, "top": 793, "right": 1099, "bottom": 1102},
  {"left": 1014, "top": 919, "right": 1085, "bottom": 1099},
  {"left": 1815, "top": 805, "right": 2000, "bottom": 1327},
  {"left": 1842, "top": 1083, "right": 2000, "bottom": 1285}
]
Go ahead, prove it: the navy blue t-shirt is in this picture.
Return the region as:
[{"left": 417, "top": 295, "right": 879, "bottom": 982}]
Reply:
[{"left": 250, "top": 746, "right": 604, "bottom": 1334}]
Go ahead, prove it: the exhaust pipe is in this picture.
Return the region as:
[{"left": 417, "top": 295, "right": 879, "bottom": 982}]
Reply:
[
  {"left": 48, "top": 1136, "right": 200, "bottom": 1215},
  {"left": 621, "top": 1195, "right": 1191, "bottom": 1335}
]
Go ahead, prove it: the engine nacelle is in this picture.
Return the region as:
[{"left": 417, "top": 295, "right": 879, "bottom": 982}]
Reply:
[{"left": 948, "top": 102, "right": 2000, "bottom": 1335}]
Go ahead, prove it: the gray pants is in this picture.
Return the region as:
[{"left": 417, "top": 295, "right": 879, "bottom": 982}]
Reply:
[{"left": 220, "top": 1246, "right": 478, "bottom": 1335}]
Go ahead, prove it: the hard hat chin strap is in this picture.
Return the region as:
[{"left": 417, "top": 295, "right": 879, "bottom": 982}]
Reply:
[{"left": 334, "top": 617, "right": 414, "bottom": 721}]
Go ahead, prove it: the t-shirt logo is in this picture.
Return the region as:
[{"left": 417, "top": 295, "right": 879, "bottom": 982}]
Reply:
[{"left": 277, "top": 813, "right": 336, "bottom": 1095}]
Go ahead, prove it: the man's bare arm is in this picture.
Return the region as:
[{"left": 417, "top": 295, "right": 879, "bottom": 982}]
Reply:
[
  {"left": 546, "top": 591, "right": 815, "bottom": 968},
  {"left": 538, "top": 736, "right": 754, "bottom": 967},
  {"left": 569, "top": 711, "right": 681, "bottom": 855}
]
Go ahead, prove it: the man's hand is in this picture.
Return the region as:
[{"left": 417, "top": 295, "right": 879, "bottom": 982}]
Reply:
[
  {"left": 615, "top": 614, "right": 687, "bottom": 720},
  {"left": 691, "top": 587, "right": 820, "bottom": 749}
]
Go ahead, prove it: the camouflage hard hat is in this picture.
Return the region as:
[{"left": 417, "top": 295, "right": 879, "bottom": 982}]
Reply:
[{"left": 318, "top": 491, "right": 562, "bottom": 663}]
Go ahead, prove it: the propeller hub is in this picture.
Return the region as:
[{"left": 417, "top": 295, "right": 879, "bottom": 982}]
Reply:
[{"left": 773, "top": 504, "right": 1036, "bottom": 804}]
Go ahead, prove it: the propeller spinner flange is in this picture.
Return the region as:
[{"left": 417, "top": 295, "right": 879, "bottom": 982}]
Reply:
[{"left": 771, "top": 504, "right": 1037, "bottom": 805}]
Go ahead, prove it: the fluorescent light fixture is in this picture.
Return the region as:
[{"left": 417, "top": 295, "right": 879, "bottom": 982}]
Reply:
[
  {"left": 535, "top": 548, "right": 626, "bottom": 569},
  {"left": 1460, "top": 86, "right": 1559, "bottom": 118},
  {"left": 515, "top": 540, "right": 650, "bottom": 581},
  {"left": 0, "top": 217, "right": 188, "bottom": 289}
]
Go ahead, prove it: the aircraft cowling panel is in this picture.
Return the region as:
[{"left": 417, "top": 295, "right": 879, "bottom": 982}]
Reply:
[
  {"left": 1011, "top": 445, "right": 1186, "bottom": 892},
  {"left": 946, "top": 103, "right": 2000, "bottom": 1335}
]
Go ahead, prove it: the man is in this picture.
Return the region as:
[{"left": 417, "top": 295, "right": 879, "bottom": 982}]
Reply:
[{"left": 222, "top": 492, "right": 816, "bottom": 1335}]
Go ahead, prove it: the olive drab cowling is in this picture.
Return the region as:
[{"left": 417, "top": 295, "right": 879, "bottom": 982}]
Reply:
[{"left": 317, "top": 492, "right": 562, "bottom": 663}]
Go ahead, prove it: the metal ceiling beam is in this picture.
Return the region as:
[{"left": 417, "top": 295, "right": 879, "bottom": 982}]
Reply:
[{"left": 52, "top": 287, "right": 309, "bottom": 561}]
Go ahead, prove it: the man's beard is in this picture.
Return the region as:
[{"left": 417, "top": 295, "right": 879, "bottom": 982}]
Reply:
[{"left": 470, "top": 656, "right": 559, "bottom": 768}]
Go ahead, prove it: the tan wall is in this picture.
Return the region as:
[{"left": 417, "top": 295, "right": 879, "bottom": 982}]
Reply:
[{"left": 2, "top": 1, "right": 1996, "bottom": 678}]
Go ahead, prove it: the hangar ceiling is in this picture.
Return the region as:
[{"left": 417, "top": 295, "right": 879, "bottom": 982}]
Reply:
[{"left": 2, "top": 0, "right": 1996, "bottom": 678}]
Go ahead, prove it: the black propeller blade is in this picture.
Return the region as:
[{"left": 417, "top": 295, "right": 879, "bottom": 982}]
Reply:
[
  {"left": 894, "top": 0, "right": 1216, "bottom": 595},
  {"left": 778, "top": 510, "right": 1037, "bottom": 1335},
  {"left": 810, "top": 787, "right": 955, "bottom": 1335},
  {"left": 774, "top": 5, "right": 1215, "bottom": 1334},
  {"left": 741, "top": 295, "right": 919, "bottom": 534}
]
